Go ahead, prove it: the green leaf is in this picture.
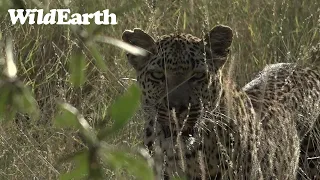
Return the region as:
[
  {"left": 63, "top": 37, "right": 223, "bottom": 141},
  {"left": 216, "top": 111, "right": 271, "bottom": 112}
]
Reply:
[
  {"left": 110, "top": 84, "right": 141, "bottom": 129},
  {"left": 58, "top": 149, "right": 88, "bottom": 164},
  {"left": 0, "top": 81, "right": 19, "bottom": 122},
  {"left": 0, "top": 85, "right": 11, "bottom": 121},
  {"left": 0, "top": 78, "right": 39, "bottom": 122},
  {"left": 99, "top": 146, "right": 153, "bottom": 180},
  {"left": 88, "top": 44, "right": 108, "bottom": 72},
  {"left": 98, "top": 84, "right": 140, "bottom": 139},
  {"left": 54, "top": 103, "right": 80, "bottom": 128},
  {"left": 13, "top": 86, "right": 40, "bottom": 120},
  {"left": 69, "top": 53, "right": 86, "bottom": 87},
  {"left": 54, "top": 103, "right": 98, "bottom": 146},
  {"left": 60, "top": 151, "right": 89, "bottom": 180},
  {"left": 59, "top": 148, "right": 103, "bottom": 180}
]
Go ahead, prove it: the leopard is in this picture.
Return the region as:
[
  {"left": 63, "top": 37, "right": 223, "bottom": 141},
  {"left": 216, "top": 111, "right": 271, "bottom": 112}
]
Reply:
[
  {"left": 242, "top": 63, "right": 320, "bottom": 179},
  {"left": 122, "top": 25, "right": 300, "bottom": 179}
]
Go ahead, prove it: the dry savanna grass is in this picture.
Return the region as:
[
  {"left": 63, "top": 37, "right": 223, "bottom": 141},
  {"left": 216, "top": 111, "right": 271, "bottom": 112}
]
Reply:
[{"left": 0, "top": 0, "right": 319, "bottom": 179}]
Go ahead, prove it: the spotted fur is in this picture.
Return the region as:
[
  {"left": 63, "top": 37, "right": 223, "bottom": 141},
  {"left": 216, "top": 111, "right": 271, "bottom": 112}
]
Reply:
[
  {"left": 122, "top": 25, "right": 300, "bottom": 179},
  {"left": 243, "top": 63, "right": 320, "bottom": 179}
]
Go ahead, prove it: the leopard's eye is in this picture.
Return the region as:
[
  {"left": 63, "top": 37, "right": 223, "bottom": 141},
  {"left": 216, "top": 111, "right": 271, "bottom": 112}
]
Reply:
[
  {"left": 191, "top": 72, "right": 206, "bottom": 81},
  {"left": 150, "top": 71, "right": 165, "bottom": 80}
]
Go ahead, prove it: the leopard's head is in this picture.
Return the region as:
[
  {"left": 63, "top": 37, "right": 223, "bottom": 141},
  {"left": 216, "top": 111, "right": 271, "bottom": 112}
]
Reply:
[{"left": 122, "top": 25, "right": 233, "bottom": 128}]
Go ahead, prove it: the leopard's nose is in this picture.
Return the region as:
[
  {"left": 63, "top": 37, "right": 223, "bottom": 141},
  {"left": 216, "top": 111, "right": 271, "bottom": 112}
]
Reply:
[
  {"left": 169, "top": 101, "right": 188, "bottom": 114},
  {"left": 167, "top": 82, "right": 190, "bottom": 114}
]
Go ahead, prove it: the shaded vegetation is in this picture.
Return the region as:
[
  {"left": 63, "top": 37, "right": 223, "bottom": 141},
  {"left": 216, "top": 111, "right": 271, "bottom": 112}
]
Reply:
[{"left": 0, "top": 0, "right": 319, "bottom": 179}]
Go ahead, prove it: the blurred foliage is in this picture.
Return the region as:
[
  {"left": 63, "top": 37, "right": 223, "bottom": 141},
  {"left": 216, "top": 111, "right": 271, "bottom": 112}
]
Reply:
[
  {"left": 0, "top": 0, "right": 319, "bottom": 179},
  {"left": 0, "top": 0, "right": 152, "bottom": 180}
]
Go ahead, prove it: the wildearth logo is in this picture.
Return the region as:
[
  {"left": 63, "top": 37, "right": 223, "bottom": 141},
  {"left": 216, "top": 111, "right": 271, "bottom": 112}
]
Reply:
[{"left": 8, "top": 9, "right": 117, "bottom": 25}]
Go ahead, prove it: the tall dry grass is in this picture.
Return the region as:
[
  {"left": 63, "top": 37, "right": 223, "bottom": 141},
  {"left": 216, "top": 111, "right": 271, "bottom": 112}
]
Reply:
[{"left": 0, "top": 0, "right": 319, "bottom": 179}]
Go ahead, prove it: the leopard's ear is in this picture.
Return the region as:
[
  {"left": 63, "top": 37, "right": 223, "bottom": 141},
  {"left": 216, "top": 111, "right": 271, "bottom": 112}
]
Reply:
[
  {"left": 204, "top": 25, "right": 233, "bottom": 69},
  {"left": 122, "top": 28, "right": 155, "bottom": 70}
]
